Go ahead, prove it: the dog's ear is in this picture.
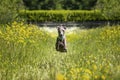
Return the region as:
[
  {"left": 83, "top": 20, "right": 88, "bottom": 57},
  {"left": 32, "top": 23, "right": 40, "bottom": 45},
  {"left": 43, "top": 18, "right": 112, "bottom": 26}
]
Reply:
[
  {"left": 60, "top": 24, "right": 66, "bottom": 30},
  {"left": 63, "top": 26, "right": 66, "bottom": 30}
]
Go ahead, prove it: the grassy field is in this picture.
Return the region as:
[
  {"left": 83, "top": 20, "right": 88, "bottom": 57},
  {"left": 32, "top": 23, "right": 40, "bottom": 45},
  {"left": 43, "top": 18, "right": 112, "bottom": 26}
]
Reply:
[{"left": 0, "top": 22, "right": 120, "bottom": 80}]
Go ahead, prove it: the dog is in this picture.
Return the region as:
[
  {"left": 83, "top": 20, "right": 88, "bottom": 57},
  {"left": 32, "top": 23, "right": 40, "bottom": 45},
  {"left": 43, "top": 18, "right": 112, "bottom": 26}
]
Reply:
[{"left": 55, "top": 25, "right": 67, "bottom": 52}]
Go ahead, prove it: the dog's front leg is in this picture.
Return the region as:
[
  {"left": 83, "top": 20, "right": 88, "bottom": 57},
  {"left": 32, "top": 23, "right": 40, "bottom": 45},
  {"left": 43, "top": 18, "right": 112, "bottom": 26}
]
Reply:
[
  {"left": 56, "top": 38, "right": 59, "bottom": 51},
  {"left": 63, "top": 38, "right": 67, "bottom": 52},
  {"left": 57, "top": 41, "right": 60, "bottom": 51}
]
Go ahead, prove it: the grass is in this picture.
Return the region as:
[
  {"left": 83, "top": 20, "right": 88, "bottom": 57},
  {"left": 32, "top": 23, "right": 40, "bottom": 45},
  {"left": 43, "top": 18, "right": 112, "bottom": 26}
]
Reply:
[{"left": 0, "top": 22, "right": 120, "bottom": 80}]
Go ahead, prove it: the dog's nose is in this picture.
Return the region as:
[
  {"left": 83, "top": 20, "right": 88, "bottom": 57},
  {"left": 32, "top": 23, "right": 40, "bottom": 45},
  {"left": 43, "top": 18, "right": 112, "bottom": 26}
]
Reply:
[{"left": 60, "top": 33, "right": 63, "bottom": 36}]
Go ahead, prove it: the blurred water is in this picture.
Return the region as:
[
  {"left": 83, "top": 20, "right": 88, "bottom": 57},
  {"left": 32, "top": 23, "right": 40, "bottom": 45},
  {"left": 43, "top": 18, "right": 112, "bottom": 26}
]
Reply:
[
  {"left": 41, "top": 27, "right": 78, "bottom": 34},
  {"left": 32, "top": 21, "right": 120, "bottom": 28}
]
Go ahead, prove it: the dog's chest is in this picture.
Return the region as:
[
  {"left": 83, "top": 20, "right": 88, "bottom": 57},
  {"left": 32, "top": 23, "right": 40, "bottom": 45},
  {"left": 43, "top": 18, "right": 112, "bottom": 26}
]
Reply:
[{"left": 58, "top": 35, "right": 65, "bottom": 41}]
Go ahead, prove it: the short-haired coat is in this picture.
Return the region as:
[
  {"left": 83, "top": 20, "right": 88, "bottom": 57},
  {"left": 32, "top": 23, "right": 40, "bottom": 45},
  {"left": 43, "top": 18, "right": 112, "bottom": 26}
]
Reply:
[{"left": 55, "top": 25, "right": 67, "bottom": 52}]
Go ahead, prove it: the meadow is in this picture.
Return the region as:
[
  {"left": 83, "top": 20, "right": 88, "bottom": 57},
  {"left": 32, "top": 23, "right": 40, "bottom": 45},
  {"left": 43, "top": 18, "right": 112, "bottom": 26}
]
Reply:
[{"left": 0, "top": 22, "right": 120, "bottom": 80}]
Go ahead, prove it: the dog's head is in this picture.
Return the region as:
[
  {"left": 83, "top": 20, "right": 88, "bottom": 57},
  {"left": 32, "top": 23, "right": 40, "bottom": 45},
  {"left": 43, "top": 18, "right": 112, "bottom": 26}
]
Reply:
[{"left": 57, "top": 24, "right": 66, "bottom": 37}]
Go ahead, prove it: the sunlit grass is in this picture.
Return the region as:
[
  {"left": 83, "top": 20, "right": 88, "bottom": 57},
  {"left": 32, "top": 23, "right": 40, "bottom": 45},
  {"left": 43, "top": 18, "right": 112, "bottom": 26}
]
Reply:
[
  {"left": 66, "top": 25, "right": 120, "bottom": 80},
  {"left": 0, "top": 22, "right": 120, "bottom": 80}
]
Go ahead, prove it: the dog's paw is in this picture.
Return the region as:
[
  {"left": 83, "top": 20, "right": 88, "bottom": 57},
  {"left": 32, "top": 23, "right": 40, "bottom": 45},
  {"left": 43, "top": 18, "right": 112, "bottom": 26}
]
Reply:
[{"left": 64, "top": 49, "right": 67, "bottom": 52}]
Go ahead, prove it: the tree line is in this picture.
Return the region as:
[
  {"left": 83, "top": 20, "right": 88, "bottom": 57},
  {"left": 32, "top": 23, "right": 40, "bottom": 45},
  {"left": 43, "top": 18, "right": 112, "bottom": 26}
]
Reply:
[
  {"left": 0, "top": 0, "right": 120, "bottom": 24},
  {"left": 23, "top": 0, "right": 97, "bottom": 10}
]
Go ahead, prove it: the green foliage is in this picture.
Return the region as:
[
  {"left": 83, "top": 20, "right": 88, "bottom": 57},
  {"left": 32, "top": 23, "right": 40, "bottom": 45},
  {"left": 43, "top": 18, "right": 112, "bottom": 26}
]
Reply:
[
  {"left": 0, "top": 22, "right": 54, "bottom": 80},
  {"left": 20, "top": 10, "right": 108, "bottom": 22},
  {"left": 0, "top": 23, "right": 120, "bottom": 80},
  {"left": 0, "top": 0, "right": 24, "bottom": 24},
  {"left": 23, "top": 0, "right": 97, "bottom": 10},
  {"left": 96, "top": 0, "right": 120, "bottom": 20}
]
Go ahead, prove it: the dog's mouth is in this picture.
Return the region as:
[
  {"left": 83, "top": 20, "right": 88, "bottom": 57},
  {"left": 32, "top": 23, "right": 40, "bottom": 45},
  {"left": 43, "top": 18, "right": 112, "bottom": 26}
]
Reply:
[
  {"left": 60, "top": 33, "right": 64, "bottom": 36},
  {"left": 58, "top": 30, "right": 64, "bottom": 35}
]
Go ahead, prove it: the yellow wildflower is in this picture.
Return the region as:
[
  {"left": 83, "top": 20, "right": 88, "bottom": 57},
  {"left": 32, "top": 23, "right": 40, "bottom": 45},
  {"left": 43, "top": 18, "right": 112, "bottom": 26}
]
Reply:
[
  {"left": 101, "top": 75, "right": 106, "bottom": 80},
  {"left": 85, "top": 69, "right": 92, "bottom": 75},
  {"left": 94, "top": 75, "right": 98, "bottom": 79},
  {"left": 82, "top": 74, "right": 90, "bottom": 80},
  {"left": 0, "top": 30, "right": 2, "bottom": 35},
  {"left": 56, "top": 73, "right": 64, "bottom": 80},
  {"left": 93, "top": 64, "right": 97, "bottom": 71}
]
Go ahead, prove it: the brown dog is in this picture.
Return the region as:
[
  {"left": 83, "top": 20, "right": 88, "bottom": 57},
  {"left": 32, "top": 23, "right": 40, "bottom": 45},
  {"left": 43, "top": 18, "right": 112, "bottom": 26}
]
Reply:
[{"left": 55, "top": 25, "right": 67, "bottom": 52}]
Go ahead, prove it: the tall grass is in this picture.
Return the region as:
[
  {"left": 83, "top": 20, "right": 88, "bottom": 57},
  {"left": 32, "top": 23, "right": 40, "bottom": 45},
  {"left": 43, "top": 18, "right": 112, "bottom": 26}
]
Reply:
[
  {"left": 0, "top": 22, "right": 54, "bottom": 80},
  {"left": 0, "top": 22, "right": 120, "bottom": 80},
  {"left": 66, "top": 26, "right": 120, "bottom": 80}
]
